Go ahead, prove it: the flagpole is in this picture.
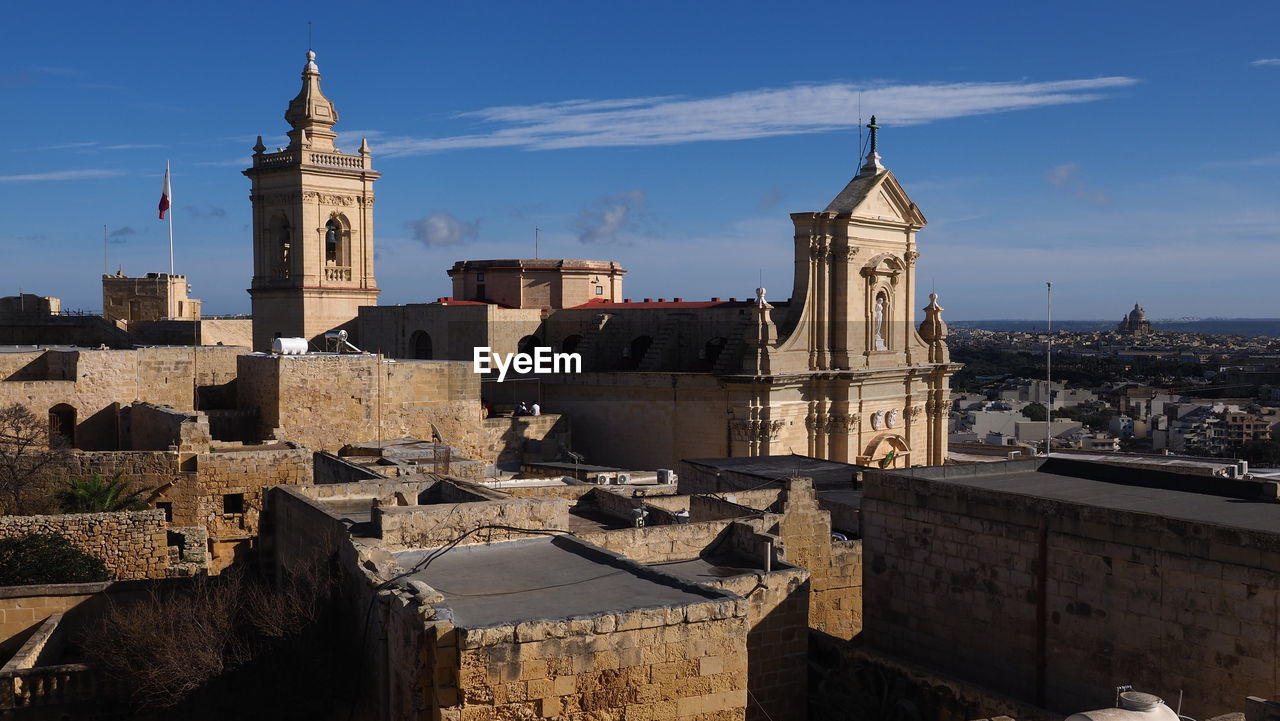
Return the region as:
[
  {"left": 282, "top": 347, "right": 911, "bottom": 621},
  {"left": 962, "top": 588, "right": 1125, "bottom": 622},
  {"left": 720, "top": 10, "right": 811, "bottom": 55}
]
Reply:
[{"left": 167, "top": 161, "right": 174, "bottom": 275}]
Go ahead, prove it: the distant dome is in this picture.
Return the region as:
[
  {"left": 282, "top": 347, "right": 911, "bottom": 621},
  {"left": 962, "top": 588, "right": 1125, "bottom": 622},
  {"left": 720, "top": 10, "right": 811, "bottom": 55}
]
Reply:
[{"left": 1128, "top": 304, "right": 1146, "bottom": 322}]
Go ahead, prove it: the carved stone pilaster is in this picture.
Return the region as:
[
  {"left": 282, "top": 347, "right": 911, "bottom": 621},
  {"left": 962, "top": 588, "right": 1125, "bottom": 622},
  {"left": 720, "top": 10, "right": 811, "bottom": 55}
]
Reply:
[
  {"left": 759, "top": 420, "right": 785, "bottom": 441},
  {"left": 829, "top": 414, "right": 860, "bottom": 434},
  {"left": 730, "top": 420, "right": 758, "bottom": 442},
  {"left": 904, "top": 250, "right": 920, "bottom": 266}
]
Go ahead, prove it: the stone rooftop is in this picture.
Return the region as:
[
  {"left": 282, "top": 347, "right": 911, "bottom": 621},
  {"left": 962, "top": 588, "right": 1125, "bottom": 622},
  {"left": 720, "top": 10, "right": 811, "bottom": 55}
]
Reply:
[
  {"left": 394, "top": 536, "right": 726, "bottom": 628},
  {"left": 881, "top": 456, "right": 1280, "bottom": 535}
]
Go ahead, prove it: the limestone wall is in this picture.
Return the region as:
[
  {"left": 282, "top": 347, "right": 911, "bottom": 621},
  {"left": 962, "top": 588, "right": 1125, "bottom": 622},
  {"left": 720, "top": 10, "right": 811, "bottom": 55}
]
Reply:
[
  {"left": 697, "top": 567, "right": 809, "bottom": 721},
  {"left": 478, "top": 414, "right": 572, "bottom": 468},
  {"left": 541, "top": 373, "right": 733, "bottom": 469},
  {"left": 0, "top": 346, "right": 244, "bottom": 450},
  {"left": 126, "top": 403, "right": 211, "bottom": 452},
  {"left": 447, "top": 599, "right": 750, "bottom": 721},
  {"left": 0, "top": 510, "right": 168, "bottom": 581},
  {"left": 0, "top": 583, "right": 106, "bottom": 649},
  {"left": 375, "top": 496, "right": 571, "bottom": 550},
  {"left": 576, "top": 520, "right": 757, "bottom": 565},
  {"left": 237, "top": 354, "right": 490, "bottom": 457},
  {"left": 192, "top": 446, "right": 312, "bottom": 542},
  {"left": 861, "top": 469, "right": 1280, "bottom": 719}
]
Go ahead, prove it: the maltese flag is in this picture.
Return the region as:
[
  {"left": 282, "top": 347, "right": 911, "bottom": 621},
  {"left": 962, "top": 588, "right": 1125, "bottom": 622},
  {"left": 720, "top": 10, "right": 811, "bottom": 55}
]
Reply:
[{"left": 158, "top": 163, "right": 171, "bottom": 219}]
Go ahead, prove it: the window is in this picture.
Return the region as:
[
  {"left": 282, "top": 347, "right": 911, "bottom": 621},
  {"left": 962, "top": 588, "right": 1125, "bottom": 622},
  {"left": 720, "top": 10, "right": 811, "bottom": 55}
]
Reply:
[
  {"left": 476, "top": 272, "right": 485, "bottom": 282},
  {"left": 595, "top": 285, "right": 603, "bottom": 295},
  {"left": 325, "top": 219, "right": 341, "bottom": 264},
  {"left": 222, "top": 493, "right": 245, "bottom": 515},
  {"left": 156, "top": 502, "right": 174, "bottom": 522}
]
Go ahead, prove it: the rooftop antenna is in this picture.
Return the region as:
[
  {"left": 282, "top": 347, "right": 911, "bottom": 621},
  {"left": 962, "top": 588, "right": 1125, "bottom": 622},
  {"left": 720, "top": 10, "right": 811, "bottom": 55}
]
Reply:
[
  {"left": 857, "top": 92, "right": 863, "bottom": 168},
  {"left": 103, "top": 224, "right": 108, "bottom": 276},
  {"left": 534, "top": 226, "right": 541, "bottom": 260},
  {"left": 1045, "top": 281, "right": 1053, "bottom": 456},
  {"left": 308, "top": 20, "right": 313, "bottom": 49}
]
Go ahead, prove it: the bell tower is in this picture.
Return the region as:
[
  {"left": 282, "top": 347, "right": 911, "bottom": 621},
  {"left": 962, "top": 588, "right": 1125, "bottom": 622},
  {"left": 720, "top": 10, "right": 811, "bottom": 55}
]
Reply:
[{"left": 244, "top": 50, "right": 380, "bottom": 351}]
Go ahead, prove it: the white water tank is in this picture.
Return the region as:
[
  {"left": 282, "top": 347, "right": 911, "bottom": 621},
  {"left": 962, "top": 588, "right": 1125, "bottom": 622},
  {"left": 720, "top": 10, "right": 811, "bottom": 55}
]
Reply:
[
  {"left": 271, "top": 337, "right": 309, "bottom": 355},
  {"left": 1066, "top": 692, "right": 1181, "bottom": 721}
]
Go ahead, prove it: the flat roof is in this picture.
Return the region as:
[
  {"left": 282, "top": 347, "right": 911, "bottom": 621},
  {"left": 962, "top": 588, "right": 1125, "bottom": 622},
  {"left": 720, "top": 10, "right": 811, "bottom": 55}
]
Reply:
[
  {"left": 685, "top": 454, "right": 864, "bottom": 508},
  {"left": 646, "top": 553, "right": 766, "bottom": 583},
  {"left": 887, "top": 458, "right": 1280, "bottom": 535},
  {"left": 395, "top": 536, "right": 720, "bottom": 628}
]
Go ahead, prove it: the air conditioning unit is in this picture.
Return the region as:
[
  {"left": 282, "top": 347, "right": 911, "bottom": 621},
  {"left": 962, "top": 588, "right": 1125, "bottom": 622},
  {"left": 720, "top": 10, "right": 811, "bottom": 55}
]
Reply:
[
  {"left": 614, "top": 473, "right": 631, "bottom": 485},
  {"left": 594, "top": 474, "right": 610, "bottom": 485},
  {"left": 656, "top": 469, "right": 675, "bottom": 484}
]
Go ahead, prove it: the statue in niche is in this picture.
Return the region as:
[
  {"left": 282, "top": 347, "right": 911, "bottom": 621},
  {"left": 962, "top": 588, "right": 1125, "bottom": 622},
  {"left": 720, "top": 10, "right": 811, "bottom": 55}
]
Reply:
[{"left": 873, "top": 293, "right": 888, "bottom": 351}]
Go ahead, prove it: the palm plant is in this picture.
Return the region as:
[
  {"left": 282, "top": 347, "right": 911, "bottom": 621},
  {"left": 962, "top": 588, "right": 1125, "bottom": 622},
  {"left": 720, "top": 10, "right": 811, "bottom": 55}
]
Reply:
[{"left": 56, "top": 473, "right": 152, "bottom": 513}]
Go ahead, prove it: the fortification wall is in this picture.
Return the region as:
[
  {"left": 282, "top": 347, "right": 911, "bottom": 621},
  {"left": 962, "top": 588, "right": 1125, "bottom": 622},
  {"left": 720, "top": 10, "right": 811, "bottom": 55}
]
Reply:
[
  {"left": 237, "top": 354, "right": 491, "bottom": 458},
  {"left": 0, "top": 346, "right": 243, "bottom": 450},
  {"left": 861, "top": 470, "right": 1280, "bottom": 719}
]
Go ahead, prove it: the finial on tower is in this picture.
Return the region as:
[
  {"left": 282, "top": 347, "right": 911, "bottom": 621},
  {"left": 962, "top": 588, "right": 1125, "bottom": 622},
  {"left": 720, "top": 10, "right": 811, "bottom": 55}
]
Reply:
[
  {"left": 253, "top": 135, "right": 266, "bottom": 155},
  {"left": 305, "top": 49, "right": 318, "bottom": 74},
  {"left": 359, "top": 137, "right": 371, "bottom": 156},
  {"left": 858, "top": 114, "right": 885, "bottom": 176}
]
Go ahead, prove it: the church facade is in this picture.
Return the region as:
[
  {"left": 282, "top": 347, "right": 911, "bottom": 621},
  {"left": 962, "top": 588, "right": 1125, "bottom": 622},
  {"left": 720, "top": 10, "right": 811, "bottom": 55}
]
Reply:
[{"left": 242, "top": 55, "right": 957, "bottom": 469}]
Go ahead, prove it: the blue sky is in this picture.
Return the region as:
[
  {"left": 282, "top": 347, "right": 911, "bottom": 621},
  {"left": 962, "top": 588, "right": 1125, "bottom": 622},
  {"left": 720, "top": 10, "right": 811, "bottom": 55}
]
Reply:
[{"left": 3, "top": 1, "right": 1277, "bottom": 319}]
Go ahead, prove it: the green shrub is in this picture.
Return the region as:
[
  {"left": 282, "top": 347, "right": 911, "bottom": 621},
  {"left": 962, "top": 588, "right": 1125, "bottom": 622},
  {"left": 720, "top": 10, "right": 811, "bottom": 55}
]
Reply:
[
  {"left": 0, "top": 533, "right": 109, "bottom": 586},
  {"left": 56, "top": 473, "right": 151, "bottom": 514}
]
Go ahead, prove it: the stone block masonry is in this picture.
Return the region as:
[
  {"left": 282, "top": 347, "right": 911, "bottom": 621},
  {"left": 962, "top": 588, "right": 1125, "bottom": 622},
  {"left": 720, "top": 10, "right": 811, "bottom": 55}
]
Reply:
[
  {"left": 447, "top": 606, "right": 749, "bottom": 721},
  {"left": 0, "top": 510, "right": 168, "bottom": 581},
  {"left": 861, "top": 467, "right": 1280, "bottom": 719}
]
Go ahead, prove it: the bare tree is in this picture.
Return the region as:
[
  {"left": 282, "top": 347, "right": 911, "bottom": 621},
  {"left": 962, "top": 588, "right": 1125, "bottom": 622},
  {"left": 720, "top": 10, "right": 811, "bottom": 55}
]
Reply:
[
  {"left": 0, "top": 403, "right": 67, "bottom": 515},
  {"left": 81, "top": 563, "right": 335, "bottom": 710}
]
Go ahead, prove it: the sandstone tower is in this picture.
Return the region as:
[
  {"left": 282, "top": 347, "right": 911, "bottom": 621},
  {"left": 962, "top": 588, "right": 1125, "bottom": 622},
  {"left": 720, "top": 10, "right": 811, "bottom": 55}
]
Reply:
[{"left": 244, "top": 50, "right": 380, "bottom": 351}]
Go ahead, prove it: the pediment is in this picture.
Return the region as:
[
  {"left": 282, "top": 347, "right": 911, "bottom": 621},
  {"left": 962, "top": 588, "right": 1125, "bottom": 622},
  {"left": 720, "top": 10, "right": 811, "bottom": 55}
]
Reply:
[{"left": 824, "top": 170, "right": 926, "bottom": 228}]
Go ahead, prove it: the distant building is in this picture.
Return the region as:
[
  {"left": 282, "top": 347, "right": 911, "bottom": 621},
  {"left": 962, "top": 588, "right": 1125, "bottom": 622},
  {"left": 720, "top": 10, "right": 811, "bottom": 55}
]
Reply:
[
  {"left": 1117, "top": 303, "right": 1152, "bottom": 336},
  {"left": 448, "top": 259, "right": 626, "bottom": 309},
  {"left": 102, "top": 271, "right": 201, "bottom": 323}
]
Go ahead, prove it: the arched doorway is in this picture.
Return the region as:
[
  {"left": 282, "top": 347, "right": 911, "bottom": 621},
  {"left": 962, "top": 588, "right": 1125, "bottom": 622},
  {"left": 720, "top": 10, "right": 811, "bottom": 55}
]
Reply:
[
  {"left": 410, "top": 331, "right": 433, "bottom": 360},
  {"left": 860, "top": 434, "right": 911, "bottom": 469},
  {"left": 518, "top": 335, "right": 541, "bottom": 356},
  {"left": 617, "top": 335, "right": 652, "bottom": 370},
  {"left": 561, "top": 334, "right": 583, "bottom": 354},
  {"left": 48, "top": 404, "right": 76, "bottom": 448}
]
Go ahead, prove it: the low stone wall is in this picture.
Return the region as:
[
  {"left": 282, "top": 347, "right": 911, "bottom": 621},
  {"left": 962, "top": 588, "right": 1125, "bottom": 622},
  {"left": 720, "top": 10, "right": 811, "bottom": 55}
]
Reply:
[
  {"left": 375, "top": 497, "right": 571, "bottom": 550},
  {"left": 126, "top": 403, "right": 211, "bottom": 453},
  {"left": 313, "top": 452, "right": 385, "bottom": 484},
  {"left": 576, "top": 519, "right": 762, "bottom": 565},
  {"left": 479, "top": 414, "right": 572, "bottom": 468},
  {"left": 0, "top": 584, "right": 105, "bottom": 655},
  {"left": 0, "top": 510, "right": 168, "bottom": 581}
]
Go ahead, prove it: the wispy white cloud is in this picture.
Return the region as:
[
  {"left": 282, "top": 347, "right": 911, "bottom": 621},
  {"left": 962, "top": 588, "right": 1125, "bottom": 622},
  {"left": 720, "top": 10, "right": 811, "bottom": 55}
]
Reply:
[
  {"left": 1046, "top": 162, "right": 1111, "bottom": 205},
  {"left": 574, "top": 190, "right": 647, "bottom": 245},
  {"left": 0, "top": 169, "right": 122, "bottom": 182},
  {"left": 101, "top": 143, "right": 165, "bottom": 151},
  {"left": 372, "top": 76, "right": 1139, "bottom": 157},
  {"left": 1206, "top": 151, "right": 1280, "bottom": 168},
  {"left": 1251, "top": 58, "right": 1280, "bottom": 66},
  {"left": 407, "top": 211, "right": 482, "bottom": 247}
]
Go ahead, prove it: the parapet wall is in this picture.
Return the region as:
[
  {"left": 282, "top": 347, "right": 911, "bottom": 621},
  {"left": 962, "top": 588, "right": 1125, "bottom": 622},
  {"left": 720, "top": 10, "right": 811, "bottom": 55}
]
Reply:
[
  {"left": 0, "top": 510, "right": 168, "bottom": 581},
  {"left": 861, "top": 467, "right": 1280, "bottom": 719},
  {"left": 375, "top": 496, "right": 571, "bottom": 550},
  {"left": 126, "top": 402, "right": 211, "bottom": 452}
]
